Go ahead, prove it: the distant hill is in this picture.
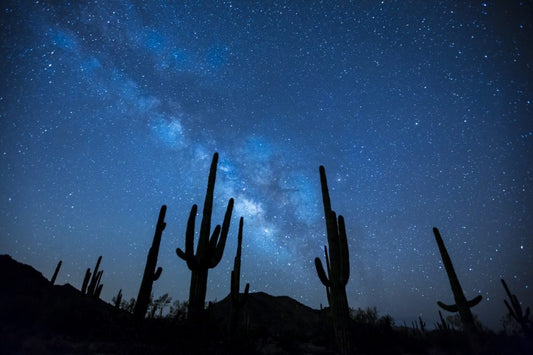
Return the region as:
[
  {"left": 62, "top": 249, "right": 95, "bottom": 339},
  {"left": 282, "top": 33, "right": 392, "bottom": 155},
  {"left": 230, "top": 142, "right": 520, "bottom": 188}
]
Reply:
[
  {"left": 1, "top": 254, "right": 531, "bottom": 354},
  {"left": 0, "top": 254, "right": 331, "bottom": 353}
]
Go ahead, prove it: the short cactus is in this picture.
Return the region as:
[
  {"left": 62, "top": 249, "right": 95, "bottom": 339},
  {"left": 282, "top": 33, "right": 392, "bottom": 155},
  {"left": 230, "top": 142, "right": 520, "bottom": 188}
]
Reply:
[
  {"left": 82, "top": 256, "right": 104, "bottom": 298},
  {"left": 134, "top": 205, "right": 167, "bottom": 319},
  {"left": 50, "top": 260, "right": 62, "bottom": 285},
  {"left": 433, "top": 227, "right": 481, "bottom": 334},
  {"left": 176, "top": 152, "right": 234, "bottom": 320},
  {"left": 501, "top": 278, "right": 531, "bottom": 334},
  {"left": 230, "top": 217, "right": 250, "bottom": 336},
  {"left": 113, "top": 289, "right": 123, "bottom": 309}
]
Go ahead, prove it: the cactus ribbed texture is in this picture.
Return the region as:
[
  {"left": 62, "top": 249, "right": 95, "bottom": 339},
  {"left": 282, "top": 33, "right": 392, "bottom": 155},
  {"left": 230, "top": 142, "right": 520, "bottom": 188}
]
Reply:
[
  {"left": 176, "top": 152, "right": 234, "bottom": 320},
  {"left": 50, "top": 260, "right": 62, "bottom": 285},
  {"left": 433, "top": 227, "right": 481, "bottom": 334},
  {"left": 230, "top": 217, "right": 250, "bottom": 336},
  {"left": 314, "top": 165, "right": 351, "bottom": 355},
  {"left": 134, "top": 205, "right": 167, "bottom": 319}
]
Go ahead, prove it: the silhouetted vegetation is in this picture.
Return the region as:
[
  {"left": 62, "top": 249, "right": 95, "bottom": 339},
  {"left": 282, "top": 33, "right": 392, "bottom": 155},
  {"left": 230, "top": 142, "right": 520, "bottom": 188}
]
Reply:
[
  {"left": 1, "top": 154, "right": 532, "bottom": 354},
  {"left": 501, "top": 278, "right": 532, "bottom": 337},
  {"left": 314, "top": 165, "right": 352, "bottom": 354},
  {"left": 50, "top": 260, "right": 61, "bottom": 285},
  {"left": 81, "top": 255, "right": 104, "bottom": 298},
  {"left": 176, "top": 152, "right": 234, "bottom": 321},
  {"left": 433, "top": 227, "right": 482, "bottom": 335},
  {"left": 230, "top": 217, "right": 250, "bottom": 343},
  {"left": 133, "top": 205, "right": 166, "bottom": 319}
]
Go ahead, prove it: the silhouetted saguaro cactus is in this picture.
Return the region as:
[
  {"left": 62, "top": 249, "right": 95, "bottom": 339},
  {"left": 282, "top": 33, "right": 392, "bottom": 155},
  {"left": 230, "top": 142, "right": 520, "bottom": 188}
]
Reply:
[
  {"left": 501, "top": 278, "right": 531, "bottom": 334},
  {"left": 50, "top": 260, "right": 62, "bottom": 285},
  {"left": 134, "top": 205, "right": 167, "bottom": 319},
  {"left": 81, "top": 268, "right": 91, "bottom": 294},
  {"left": 230, "top": 217, "right": 250, "bottom": 335},
  {"left": 82, "top": 256, "right": 104, "bottom": 298},
  {"left": 436, "top": 310, "right": 450, "bottom": 331},
  {"left": 176, "top": 152, "right": 234, "bottom": 320},
  {"left": 433, "top": 227, "right": 481, "bottom": 334},
  {"left": 113, "top": 289, "right": 123, "bottom": 309},
  {"left": 314, "top": 165, "right": 351, "bottom": 355}
]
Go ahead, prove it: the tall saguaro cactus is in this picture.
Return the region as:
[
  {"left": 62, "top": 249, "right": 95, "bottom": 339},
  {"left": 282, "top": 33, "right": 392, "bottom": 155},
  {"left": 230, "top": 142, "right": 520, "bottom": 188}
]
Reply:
[
  {"left": 176, "top": 152, "right": 234, "bottom": 320},
  {"left": 433, "top": 227, "right": 482, "bottom": 334},
  {"left": 133, "top": 205, "right": 167, "bottom": 319},
  {"left": 314, "top": 165, "right": 351, "bottom": 355},
  {"left": 230, "top": 217, "right": 250, "bottom": 334}
]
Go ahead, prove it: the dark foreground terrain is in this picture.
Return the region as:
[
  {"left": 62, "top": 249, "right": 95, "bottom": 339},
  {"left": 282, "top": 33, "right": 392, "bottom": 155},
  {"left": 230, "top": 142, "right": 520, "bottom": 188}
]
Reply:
[{"left": 0, "top": 254, "right": 531, "bottom": 354}]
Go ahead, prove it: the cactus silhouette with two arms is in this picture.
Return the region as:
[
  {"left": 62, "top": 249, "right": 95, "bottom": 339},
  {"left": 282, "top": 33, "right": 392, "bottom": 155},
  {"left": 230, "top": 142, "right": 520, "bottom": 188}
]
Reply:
[
  {"left": 176, "top": 152, "right": 234, "bottom": 320},
  {"left": 314, "top": 165, "right": 351, "bottom": 355},
  {"left": 433, "top": 227, "right": 481, "bottom": 334}
]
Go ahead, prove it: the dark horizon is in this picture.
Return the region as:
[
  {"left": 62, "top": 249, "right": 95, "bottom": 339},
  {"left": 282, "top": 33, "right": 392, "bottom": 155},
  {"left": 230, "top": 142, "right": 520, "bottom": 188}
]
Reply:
[{"left": 1, "top": 1, "right": 531, "bottom": 331}]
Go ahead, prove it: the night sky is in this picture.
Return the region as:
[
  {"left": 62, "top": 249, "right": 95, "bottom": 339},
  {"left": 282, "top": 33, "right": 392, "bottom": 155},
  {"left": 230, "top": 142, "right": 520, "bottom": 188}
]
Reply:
[{"left": 1, "top": 1, "right": 531, "bottom": 330}]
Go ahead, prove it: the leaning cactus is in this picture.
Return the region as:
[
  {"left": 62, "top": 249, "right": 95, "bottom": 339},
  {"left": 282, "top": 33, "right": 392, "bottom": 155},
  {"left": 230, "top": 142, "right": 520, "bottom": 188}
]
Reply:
[
  {"left": 230, "top": 217, "right": 250, "bottom": 336},
  {"left": 134, "top": 205, "right": 167, "bottom": 319},
  {"left": 433, "top": 227, "right": 481, "bottom": 334},
  {"left": 314, "top": 165, "right": 351, "bottom": 355},
  {"left": 50, "top": 260, "right": 62, "bottom": 285},
  {"left": 176, "top": 152, "right": 234, "bottom": 320},
  {"left": 501, "top": 278, "right": 531, "bottom": 334}
]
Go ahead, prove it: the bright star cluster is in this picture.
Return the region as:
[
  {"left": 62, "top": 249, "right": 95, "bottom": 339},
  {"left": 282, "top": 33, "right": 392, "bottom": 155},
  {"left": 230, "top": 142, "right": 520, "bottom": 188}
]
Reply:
[{"left": 1, "top": 1, "right": 531, "bottom": 329}]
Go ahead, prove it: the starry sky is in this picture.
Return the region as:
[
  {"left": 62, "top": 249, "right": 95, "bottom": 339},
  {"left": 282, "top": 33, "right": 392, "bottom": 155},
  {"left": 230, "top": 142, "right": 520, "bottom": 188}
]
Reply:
[{"left": 1, "top": 1, "right": 531, "bottom": 330}]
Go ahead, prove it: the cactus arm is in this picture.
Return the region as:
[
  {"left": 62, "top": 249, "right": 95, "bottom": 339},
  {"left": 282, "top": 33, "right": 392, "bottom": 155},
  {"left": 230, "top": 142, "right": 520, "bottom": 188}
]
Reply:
[
  {"left": 153, "top": 266, "right": 162, "bottom": 281},
  {"left": 81, "top": 268, "right": 91, "bottom": 294},
  {"left": 197, "top": 153, "right": 218, "bottom": 256},
  {"left": 468, "top": 295, "right": 482, "bottom": 308},
  {"left": 95, "top": 284, "right": 103, "bottom": 298},
  {"left": 315, "top": 258, "right": 332, "bottom": 287},
  {"left": 438, "top": 301, "right": 459, "bottom": 312},
  {"left": 177, "top": 205, "right": 201, "bottom": 270},
  {"left": 208, "top": 225, "right": 221, "bottom": 252},
  {"left": 213, "top": 198, "right": 235, "bottom": 263},
  {"left": 338, "top": 215, "right": 350, "bottom": 284},
  {"left": 324, "top": 245, "right": 331, "bottom": 276}
]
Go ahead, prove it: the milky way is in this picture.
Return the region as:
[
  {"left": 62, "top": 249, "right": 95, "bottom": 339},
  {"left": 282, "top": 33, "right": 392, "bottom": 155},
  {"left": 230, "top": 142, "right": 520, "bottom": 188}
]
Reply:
[{"left": 1, "top": 1, "right": 531, "bottom": 329}]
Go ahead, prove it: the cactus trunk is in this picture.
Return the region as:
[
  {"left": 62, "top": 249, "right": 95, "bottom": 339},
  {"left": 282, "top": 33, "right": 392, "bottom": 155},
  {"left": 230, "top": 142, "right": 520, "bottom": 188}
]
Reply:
[
  {"left": 314, "top": 165, "right": 351, "bottom": 355},
  {"left": 176, "top": 152, "right": 234, "bottom": 321},
  {"left": 433, "top": 227, "right": 481, "bottom": 334},
  {"left": 51, "top": 260, "right": 62, "bottom": 285},
  {"left": 188, "top": 268, "right": 209, "bottom": 320},
  {"left": 134, "top": 205, "right": 167, "bottom": 319},
  {"left": 230, "top": 217, "right": 249, "bottom": 338}
]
